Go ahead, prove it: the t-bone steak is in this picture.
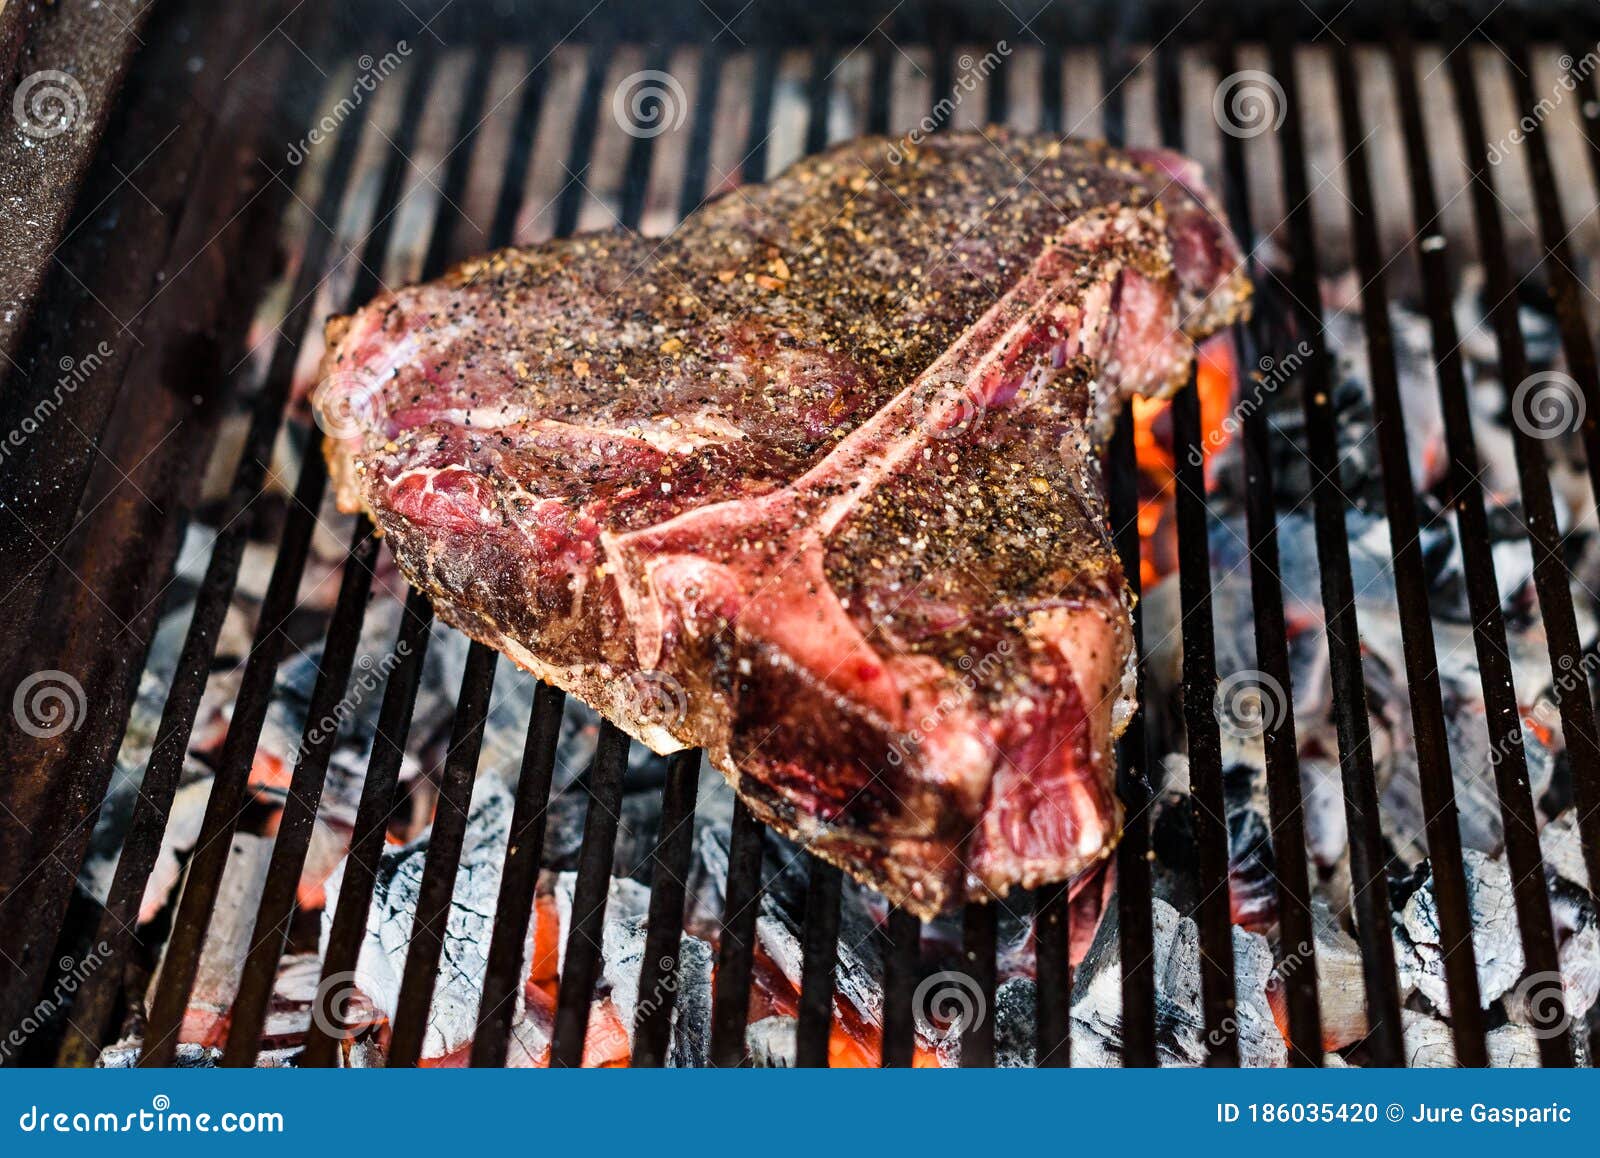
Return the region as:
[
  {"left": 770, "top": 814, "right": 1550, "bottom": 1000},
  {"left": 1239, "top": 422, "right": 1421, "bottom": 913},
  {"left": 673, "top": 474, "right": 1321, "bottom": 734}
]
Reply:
[{"left": 317, "top": 130, "right": 1250, "bottom": 918}]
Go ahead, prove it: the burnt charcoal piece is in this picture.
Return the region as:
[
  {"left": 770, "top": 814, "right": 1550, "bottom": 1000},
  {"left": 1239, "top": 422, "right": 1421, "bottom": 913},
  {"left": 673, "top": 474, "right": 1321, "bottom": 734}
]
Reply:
[{"left": 318, "top": 131, "right": 1250, "bottom": 917}]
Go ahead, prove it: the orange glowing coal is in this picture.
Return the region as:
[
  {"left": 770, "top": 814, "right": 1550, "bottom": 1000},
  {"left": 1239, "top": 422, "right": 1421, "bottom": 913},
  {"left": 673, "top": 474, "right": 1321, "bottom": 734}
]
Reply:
[{"left": 1130, "top": 336, "right": 1237, "bottom": 588}]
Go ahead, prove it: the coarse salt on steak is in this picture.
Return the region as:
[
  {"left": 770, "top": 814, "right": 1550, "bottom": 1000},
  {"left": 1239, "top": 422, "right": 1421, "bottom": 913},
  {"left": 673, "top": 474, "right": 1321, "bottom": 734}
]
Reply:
[{"left": 317, "top": 130, "right": 1250, "bottom": 918}]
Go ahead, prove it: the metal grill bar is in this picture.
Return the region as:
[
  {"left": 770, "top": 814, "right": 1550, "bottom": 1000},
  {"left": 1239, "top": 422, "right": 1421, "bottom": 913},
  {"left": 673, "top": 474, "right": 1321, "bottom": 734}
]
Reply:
[
  {"left": 54, "top": 79, "right": 373, "bottom": 1068},
  {"left": 1268, "top": 25, "right": 1407, "bottom": 1067},
  {"left": 630, "top": 748, "right": 704, "bottom": 1066},
  {"left": 549, "top": 721, "right": 631, "bottom": 1066},
  {"left": 1444, "top": 20, "right": 1588, "bottom": 1069},
  {"left": 880, "top": 906, "right": 921, "bottom": 1066},
  {"left": 472, "top": 683, "right": 567, "bottom": 1067},
  {"left": 1499, "top": 22, "right": 1600, "bottom": 923},
  {"left": 1327, "top": 30, "right": 1490, "bottom": 1066},
  {"left": 958, "top": 901, "right": 997, "bottom": 1067},
  {"left": 1157, "top": 27, "right": 1239, "bottom": 1068},
  {"left": 796, "top": 861, "right": 844, "bottom": 1067},
  {"left": 1099, "top": 24, "right": 1159, "bottom": 1069},
  {"left": 1033, "top": 881, "right": 1070, "bottom": 1066},
  {"left": 301, "top": 588, "right": 436, "bottom": 1066},
  {"left": 219, "top": 519, "right": 383, "bottom": 1067},
  {"left": 1501, "top": 22, "right": 1600, "bottom": 535},
  {"left": 1383, "top": 19, "right": 1571, "bottom": 1073},
  {"left": 388, "top": 643, "right": 501, "bottom": 1067},
  {"left": 1209, "top": 18, "right": 1322, "bottom": 1067}
]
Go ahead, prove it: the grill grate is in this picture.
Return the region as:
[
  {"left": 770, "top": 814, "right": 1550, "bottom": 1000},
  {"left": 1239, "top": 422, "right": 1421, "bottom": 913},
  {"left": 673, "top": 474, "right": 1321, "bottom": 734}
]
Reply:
[{"left": 3, "top": 0, "right": 1600, "bottom": 1070}]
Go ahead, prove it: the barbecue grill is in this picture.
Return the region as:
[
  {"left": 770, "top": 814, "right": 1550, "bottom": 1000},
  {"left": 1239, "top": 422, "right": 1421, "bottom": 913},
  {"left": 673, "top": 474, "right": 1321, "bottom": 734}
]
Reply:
[{"left": 2, "top": 0, "right": 1598, "bottom": 1069}]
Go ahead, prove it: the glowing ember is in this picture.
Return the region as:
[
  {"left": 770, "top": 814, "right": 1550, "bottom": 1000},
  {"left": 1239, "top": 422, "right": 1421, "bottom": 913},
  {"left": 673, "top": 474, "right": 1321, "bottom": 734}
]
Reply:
[{"left": 1130, "top": 336, "right": 1237, "bottom": 587}]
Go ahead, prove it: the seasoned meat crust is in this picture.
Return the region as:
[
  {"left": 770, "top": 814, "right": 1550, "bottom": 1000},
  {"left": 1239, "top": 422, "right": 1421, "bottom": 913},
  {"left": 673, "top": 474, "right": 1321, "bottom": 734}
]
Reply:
[{"left": 318, "top": 130, "right": 1250, "bottom": 917}]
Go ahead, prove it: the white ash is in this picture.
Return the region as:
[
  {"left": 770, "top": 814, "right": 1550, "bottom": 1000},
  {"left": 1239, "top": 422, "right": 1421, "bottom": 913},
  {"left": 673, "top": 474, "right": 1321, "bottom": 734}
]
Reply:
[
  {"left": 321, "top": 777, "right": 529, "bottom": 1061},
  {"left": 146, "top": 833, "right": 273, "bottom": 1036},
  {"left": 1070, "top": 897, "right": 1285, "bottom": 1067},
  {"left": 1540, "top": 810, "right": 1591, "bottom": 890},
  {"left": 1273, "top": 900, "right": 1369, "bottom": 1053},
  {"left": 1394, "top": 851, "right": 1525, "bottom": 1017},
  {"left": 747, "top": 1016, "right": 797, "bottom": 1068},
  {"left": 993, "top": 976, "right": 1038, "bottom": 1068},
  {"left": 1400, "top": 1009, "right": 1541, "bottom": 1068},
  {"left": 549, "top": 869, "right": 714, "bottom": 1065},
  {"left": 97, "top": 1040, "right": 300, "bottom": 1069}
]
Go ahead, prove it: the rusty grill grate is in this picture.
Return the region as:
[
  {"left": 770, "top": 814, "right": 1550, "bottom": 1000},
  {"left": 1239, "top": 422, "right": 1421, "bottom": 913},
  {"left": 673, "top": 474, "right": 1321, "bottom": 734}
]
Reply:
[{"left": 2, "top": 0, "right": 1600, "bottom": 1069}]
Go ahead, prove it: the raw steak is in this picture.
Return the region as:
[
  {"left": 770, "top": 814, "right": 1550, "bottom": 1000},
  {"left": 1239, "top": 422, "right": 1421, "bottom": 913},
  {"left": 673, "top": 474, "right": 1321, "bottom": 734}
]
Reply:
[{"left": 317, "top": 130, "right": 1250, "bottom": 918}]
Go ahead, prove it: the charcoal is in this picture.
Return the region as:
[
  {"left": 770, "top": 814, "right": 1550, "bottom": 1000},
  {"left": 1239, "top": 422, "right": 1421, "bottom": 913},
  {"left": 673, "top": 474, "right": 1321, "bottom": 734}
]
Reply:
[
  {"left": 1540, "top": 809, "right": 1591, "bottom": 890},
  {"left": 1392, "top": 851, "right": 1524, "bottom": 1016},
  {"left": 746, "top": 1016, "right": 797, "bottom": 1067},
  {"left": 147, "top": 833, "right": 272, "bottom": 1045},
  {"left": 551, "top": 870, "right": 713, "bottom": 1065},
  {"left": 1070, "top": 896, "right": 1284, "bottom": 1067},
  {"left": 993, "top": 976, "right": 1037, "bottom": 1068},
  {"left": 1271, "top": 900, "right": 1367, "bottom": 1052},
  {"left": 321, "top": 778, "right": 528, "bottom": 1061},
  {"left": 1400, "top": 1009, "right": 1541, "bottom": 1068}
]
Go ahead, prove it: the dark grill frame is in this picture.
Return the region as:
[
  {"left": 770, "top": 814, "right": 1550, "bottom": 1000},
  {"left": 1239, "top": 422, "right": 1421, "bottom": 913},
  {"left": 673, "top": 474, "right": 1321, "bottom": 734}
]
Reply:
[{"left": 2, "top": 0, "right": 1599, "bottom": 1069}]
